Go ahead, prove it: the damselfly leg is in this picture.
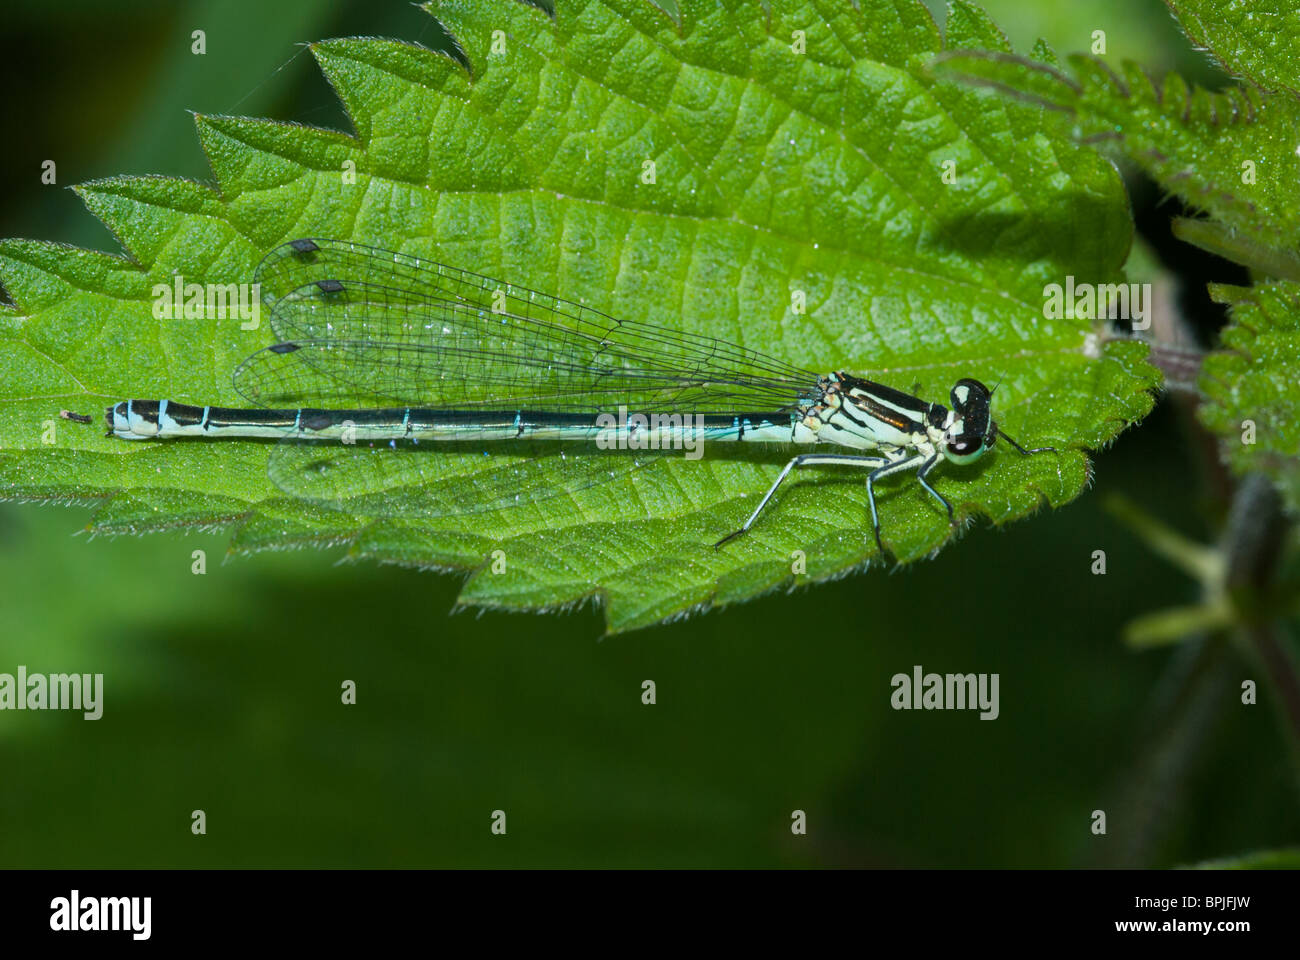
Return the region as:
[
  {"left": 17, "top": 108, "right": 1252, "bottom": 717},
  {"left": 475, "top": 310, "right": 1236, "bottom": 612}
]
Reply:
[
  {"left": 913, "top": 454, "right": 951, "bottom": 524},
  {"left": 862, "top": 454, "right": 927, "bottom": 553},
  {"left": 716, "top": 438, "right": 1055, "bottom": 554},
  {"left": 715, "top": 452, "right": 895, "bottom": 550}
]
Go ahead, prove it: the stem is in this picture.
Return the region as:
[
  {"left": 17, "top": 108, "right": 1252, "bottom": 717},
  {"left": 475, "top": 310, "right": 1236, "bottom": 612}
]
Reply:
[
  {"left": 1103, "top": 634, "right": 1232, "bottom": 867},
  {"left": 1223, "top": 474, "right": 1300, "bottom": 771}
]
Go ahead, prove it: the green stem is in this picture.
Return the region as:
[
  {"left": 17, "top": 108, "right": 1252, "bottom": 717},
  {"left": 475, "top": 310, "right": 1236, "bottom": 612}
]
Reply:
[{"left": 1223, "top": 473, "right": 1300, "bottom": 776}]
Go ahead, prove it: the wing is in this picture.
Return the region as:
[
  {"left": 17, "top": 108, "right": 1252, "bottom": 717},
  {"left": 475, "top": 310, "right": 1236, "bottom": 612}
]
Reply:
[
  {"left": 242, "top": 238, "right": 816, "bottom": 413},
  {"left": 264, "top": 436, "right": 684, "bottom": 520}
]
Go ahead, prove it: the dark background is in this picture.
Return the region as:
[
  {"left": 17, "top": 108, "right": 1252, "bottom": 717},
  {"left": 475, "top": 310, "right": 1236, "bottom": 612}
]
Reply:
[{"left": 0, "top": 0, "right": 1294, "bottom": 867}]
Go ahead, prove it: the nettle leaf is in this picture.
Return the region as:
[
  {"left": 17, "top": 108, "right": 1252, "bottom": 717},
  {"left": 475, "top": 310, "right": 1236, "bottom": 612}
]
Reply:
[
  {"left": 1199, "top": 281, "right": 1300, "bottom": 513},
  {"left": 932, "top": 51, "right": 1300, "bottom": 273},
  {"left": 0, "top": 0, "right": 1155, "bottom": 632},
  {"left": 1165, "top": 0, "right": 1300, "bottom": 98}
]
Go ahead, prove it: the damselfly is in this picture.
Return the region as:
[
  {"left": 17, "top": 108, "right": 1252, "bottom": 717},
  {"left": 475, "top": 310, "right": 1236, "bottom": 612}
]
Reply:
[{"left": 105, "top": 238, "right": 1056, "bottom": 552}]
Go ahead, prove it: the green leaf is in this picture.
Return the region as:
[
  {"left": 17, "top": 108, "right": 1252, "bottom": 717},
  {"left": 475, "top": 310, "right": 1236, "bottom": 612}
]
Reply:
[
  {"left": 931, "top": 50, "right": 1300, "bottom": 269},
  {"left": 0, "top": 0, "right": 1155, "bottom": 632},
  {"left": 1171, "top": 217, "right": 1300, "bottom": 283},
  {"left": 1165, "top": 0, "right": 1300, "bottom": 97},
  {"left": 1198, "top": 281, "right": 1300, "bottom": 513}
]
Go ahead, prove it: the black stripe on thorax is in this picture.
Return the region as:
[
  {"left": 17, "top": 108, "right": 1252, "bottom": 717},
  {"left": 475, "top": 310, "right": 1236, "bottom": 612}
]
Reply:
[{"left": 835, "top": 374, "right": 934, "bottom": 433}]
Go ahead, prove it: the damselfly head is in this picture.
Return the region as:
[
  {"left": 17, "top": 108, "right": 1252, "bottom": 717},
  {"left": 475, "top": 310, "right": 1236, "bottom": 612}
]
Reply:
[{"left": 941, "top": 377, "right": 996, "bottom": 465}]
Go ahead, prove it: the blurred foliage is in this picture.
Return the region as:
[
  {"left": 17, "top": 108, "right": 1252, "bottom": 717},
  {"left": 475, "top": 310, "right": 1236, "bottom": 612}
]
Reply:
[
  {"left": 1188, "top": 848, "right": 1300, "bottom": 869},
  {"left": 0, "top": 0, "right": 1296, "bottom": 867},
  {"left": 934, "top": 0, "right": 1228, "bottom": 83}
]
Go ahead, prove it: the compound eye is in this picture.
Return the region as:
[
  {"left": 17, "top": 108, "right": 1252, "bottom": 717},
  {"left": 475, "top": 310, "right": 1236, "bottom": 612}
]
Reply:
[
  {"left": 950, "top": 378, "right": 989, "bottom": 412},
  {"left": 951, "top": 437, "right": 978, "bottom": 456},
  {"left": 945, "top": 434, "right": 988, "bottom": 465}
]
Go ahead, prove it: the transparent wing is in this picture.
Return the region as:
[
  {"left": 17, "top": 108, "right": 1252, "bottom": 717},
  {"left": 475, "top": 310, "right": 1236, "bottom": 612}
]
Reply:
[
  {"left": 265, "top": 437, "right": 679, "bottom": 520},
  {"left": 243, "top": 237, "right": 816, "bottom": 412}
]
